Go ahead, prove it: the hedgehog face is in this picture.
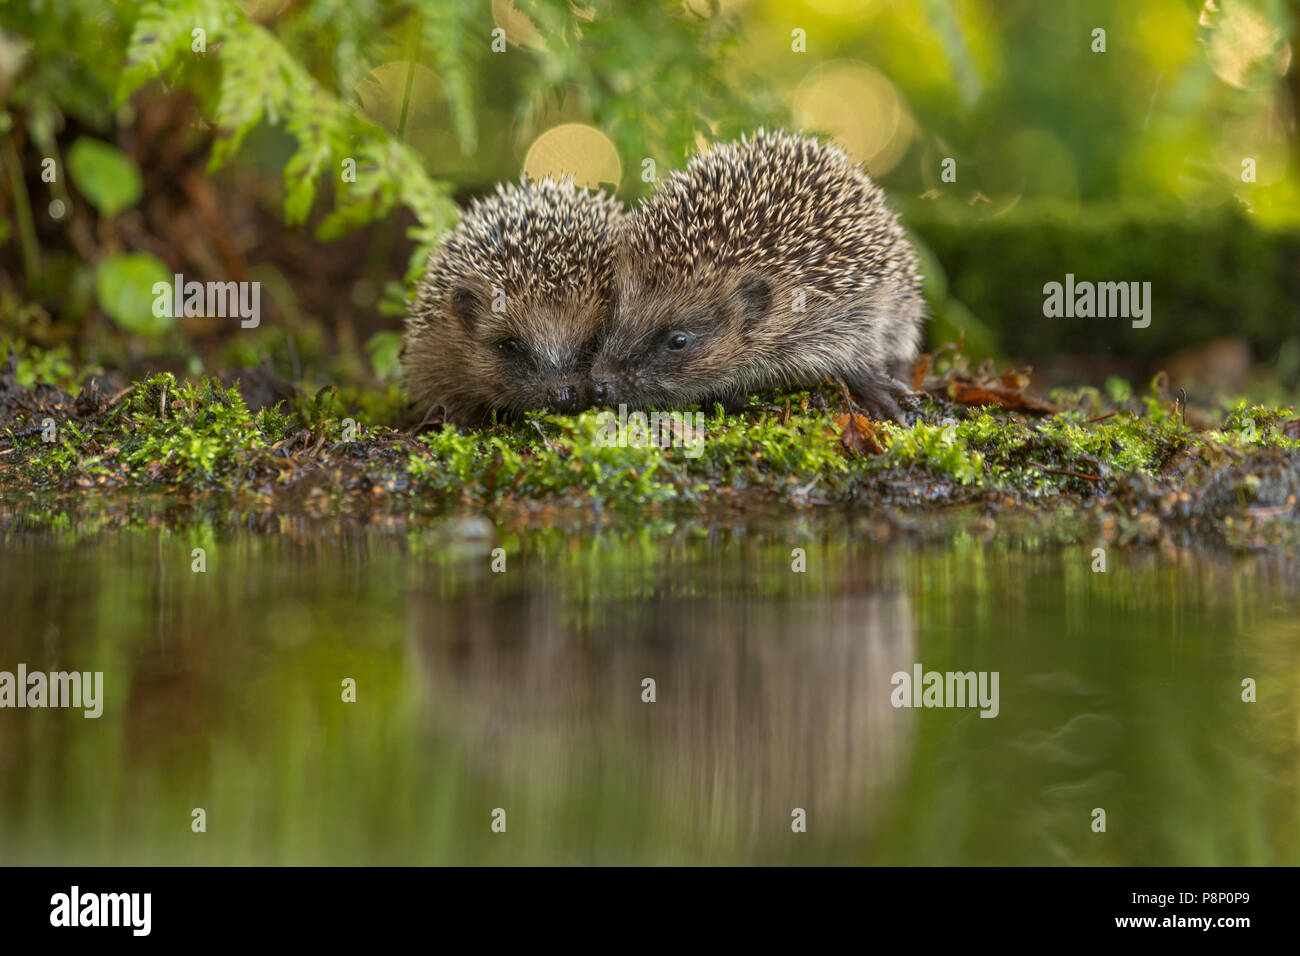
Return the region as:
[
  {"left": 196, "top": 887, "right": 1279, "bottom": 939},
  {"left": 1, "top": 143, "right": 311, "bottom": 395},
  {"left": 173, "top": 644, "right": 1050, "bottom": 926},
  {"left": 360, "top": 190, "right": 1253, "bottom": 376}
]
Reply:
[
  {"left": 447, "top": 277, "right": 603, "bottom": 419},
  {"left": 402, "top": 177, "right": 626, "bottom": 426},
  {"left": 590, "top": 272, "right": 774, "bottom": 409},
  {"left": 582, "top": 130, "right": 927, "bottom": 416}
]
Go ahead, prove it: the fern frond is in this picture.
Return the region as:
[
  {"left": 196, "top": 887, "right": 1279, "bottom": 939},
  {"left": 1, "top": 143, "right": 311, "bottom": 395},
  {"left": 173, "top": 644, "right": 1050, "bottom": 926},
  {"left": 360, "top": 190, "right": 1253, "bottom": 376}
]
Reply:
[
  {"left": 116, "top": 0, "right": 460, "bottom": 286},
  {"left": 118, "top": 0, "right": 230, "bottom": 104},
  {"left": 283, "top": 107, "right": 350, "bottom": 225},
  {"left": 317, "top": 136, "right": 458, "bottom": 283},
  {"left": 414, "top": 0, "right": 479, "bottom": 153}
]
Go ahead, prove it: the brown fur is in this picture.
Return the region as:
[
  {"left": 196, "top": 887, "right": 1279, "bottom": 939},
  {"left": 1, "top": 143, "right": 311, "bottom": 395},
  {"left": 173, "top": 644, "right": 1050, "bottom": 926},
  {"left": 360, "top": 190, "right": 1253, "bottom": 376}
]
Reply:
[
  {"left": 403, "top": 178, "right": 626, "bottom": 426},
  {"left": 590, "top": 130, "right": 926, "bottom": 419}
]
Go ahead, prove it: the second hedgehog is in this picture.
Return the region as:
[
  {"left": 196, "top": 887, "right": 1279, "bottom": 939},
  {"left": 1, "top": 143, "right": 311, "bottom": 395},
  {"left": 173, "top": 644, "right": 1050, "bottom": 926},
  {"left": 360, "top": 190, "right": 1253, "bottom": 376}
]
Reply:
[
  {"left": 403, "top": 178, "right": 625, "bottom": 426},
  {"left": 589, "top": 130, "right": 926, "bottom": 421}
]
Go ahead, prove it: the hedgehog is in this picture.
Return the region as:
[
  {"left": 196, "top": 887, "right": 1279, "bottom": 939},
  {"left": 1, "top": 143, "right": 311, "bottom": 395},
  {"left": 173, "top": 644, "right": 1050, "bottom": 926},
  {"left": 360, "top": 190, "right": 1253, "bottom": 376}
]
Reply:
[
  {"left": 402, "top": 177, "right": 626, "bottom": 426},
  {"left": 588, "top": 129, "right": 925, "bottom": 421}
]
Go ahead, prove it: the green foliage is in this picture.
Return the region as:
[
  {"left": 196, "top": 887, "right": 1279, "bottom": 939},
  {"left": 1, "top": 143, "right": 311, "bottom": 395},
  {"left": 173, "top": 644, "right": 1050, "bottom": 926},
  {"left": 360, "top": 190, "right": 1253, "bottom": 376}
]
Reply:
[
  {"left": 95, "top": 252, "right": 173, "bottom": 336},
  {"left": 0, "top": 1, "right": 128, "bottom": 145},
  {"left": 65, "top": 136, "right": 143, "bottom": 217},
  {"left": 1104, "top": 377, "right": 1133, "bottom": 404},
  {"left": 414, "top": 0, "right": 480, "bottom": 153},
  {"left": 364, "top": 330, "right": 403, "bottom": 382},
  {"left": 0, "top": 337, "right": 82, "bottom": 390},
  {"left": 1222, "top": 400, "right": 1299, "bottom": 441},
  {"left": 117, "top": 0, "right": 461, "bottom": 284},
  {"left": 116, "top": 0, "right": 227, "bottom": 100},
  {"left": 116, "top": 374, "right": 267, "bottom": 482},
  {"left": 513, "top": 0, "right": 772, "bottom": 175},
  {"left": 692, "top": 412, "right": 848, "bottom": 489},
  {"left": 85, "top": 0, "right": 768, "bottom": 292},
  {"left": 18, "top": 373, "right": 265, "bottom": 486},
  {"left": 939, "top": 407, "right": 1190, "bottom": 494},
  {"left": 880, "top": 421, "right": 983, "bottom": 486},
  {"left": 906, "top": 200, "right": 1300, "bottom": 358}
]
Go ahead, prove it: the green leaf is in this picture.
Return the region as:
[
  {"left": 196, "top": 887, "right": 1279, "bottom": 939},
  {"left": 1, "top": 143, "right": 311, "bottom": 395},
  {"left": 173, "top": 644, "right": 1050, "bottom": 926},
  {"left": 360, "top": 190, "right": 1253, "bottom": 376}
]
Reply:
[
  {"left": 418, "top": 0, "right": 479, "bottom": 153},
  {"left": 66, "top": 137, "right": 143, "bottom": 218},
  {"left": 96, "top": 253, "right": 174, "bottom": 336},
  {"left": 118, "top": 0, "right": 228, "bottom": 105},
  {"left": 365, "top": 331, "right": 404, "bottom": 382}
]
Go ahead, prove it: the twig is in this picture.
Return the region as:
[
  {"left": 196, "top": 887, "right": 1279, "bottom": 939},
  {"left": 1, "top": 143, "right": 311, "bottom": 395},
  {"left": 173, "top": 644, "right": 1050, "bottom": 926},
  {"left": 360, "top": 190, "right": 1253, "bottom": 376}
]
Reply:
[
  {"left": 1029, "top": 461, "right": 1102, "bottom": 483},
  {"left": 1246, "top": 504, "right": 1292, "bottom": 518},
  {"left": 108, "top": 385, "right": 136, "bottom": 408},
  {"left": 830, "top": 376, "right": 862, "bottom": 416},
  {"left": 530, "top": 419, "right": 556, "bottom": 452},
  {"left": 2, "top": 133, "right": 40, "bottom": 282}
]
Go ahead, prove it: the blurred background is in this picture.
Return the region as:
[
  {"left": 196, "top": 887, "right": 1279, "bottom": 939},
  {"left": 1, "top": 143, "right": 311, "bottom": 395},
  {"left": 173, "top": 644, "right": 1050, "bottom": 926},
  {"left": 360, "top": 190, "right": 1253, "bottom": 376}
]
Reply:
[{"left": 1, "top": 0, "right": 1298, "bottom": 399}]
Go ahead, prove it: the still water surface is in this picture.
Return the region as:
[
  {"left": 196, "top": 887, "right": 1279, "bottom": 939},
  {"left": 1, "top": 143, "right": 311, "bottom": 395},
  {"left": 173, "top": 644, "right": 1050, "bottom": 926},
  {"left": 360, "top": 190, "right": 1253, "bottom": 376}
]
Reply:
[{"left": 1, "top": 497, "right": 1297, "bottom": 864}]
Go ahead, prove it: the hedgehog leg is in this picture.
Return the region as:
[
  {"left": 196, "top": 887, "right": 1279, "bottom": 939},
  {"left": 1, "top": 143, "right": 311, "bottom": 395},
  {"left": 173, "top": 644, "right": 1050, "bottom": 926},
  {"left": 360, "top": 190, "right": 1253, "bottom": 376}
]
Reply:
[
  {"left": 843, "top": 368, "right": 918, "bottom": 423},
  {"left": 717, "top": 392, "right": 752, "bottom": 415}
]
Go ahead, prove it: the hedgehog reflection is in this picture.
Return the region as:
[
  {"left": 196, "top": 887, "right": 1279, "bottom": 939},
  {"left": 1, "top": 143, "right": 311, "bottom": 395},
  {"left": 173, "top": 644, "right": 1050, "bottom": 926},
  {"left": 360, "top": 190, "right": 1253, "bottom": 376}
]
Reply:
[{"left": 409, "top": 591, "right": 915, "bottom": 845}]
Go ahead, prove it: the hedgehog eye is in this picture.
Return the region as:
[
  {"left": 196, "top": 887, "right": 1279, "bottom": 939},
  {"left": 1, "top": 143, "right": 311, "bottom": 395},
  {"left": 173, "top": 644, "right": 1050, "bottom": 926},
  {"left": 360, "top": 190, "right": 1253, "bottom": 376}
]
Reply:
[
  {"left": 496, "top": 338, "right": 525, "bottom": 356},
  {"left": 666, "top": 332, "right": 690, "bottom": 351}
]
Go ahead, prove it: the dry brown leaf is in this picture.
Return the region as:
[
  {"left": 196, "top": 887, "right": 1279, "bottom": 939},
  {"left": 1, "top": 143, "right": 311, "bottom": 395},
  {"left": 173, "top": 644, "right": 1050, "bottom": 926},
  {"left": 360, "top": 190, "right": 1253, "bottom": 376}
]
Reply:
[
  {"left": 833, "top": 413, "right": 885, "bottom": 457},
  {"left": 909, "top": 353, "right": 931, "bottom": 391},
  {"left": 1000, "top": 367, "right": 1032, "bottom": 391},
  {"left": 949, "top": 381, "right": 1059, "bottom": 415}
]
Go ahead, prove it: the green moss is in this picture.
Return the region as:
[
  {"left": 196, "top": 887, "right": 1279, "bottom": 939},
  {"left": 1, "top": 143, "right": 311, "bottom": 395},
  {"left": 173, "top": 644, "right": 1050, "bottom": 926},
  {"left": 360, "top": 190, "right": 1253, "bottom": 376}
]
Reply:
[
  {"left": 1221, "top": 401, "right": 1297, "bottom": 441},
  {"left": 4, "top": 368, "right": 1298, "bottom": 521},
  {"left": 16, "top": 373, "right": 272, "bottom": 487},
  {"left": 1, "top": 337, "right": 86, "bottom": 391},
  {"left": 879, "top": 421, "right": 984, "bottom": 486}
]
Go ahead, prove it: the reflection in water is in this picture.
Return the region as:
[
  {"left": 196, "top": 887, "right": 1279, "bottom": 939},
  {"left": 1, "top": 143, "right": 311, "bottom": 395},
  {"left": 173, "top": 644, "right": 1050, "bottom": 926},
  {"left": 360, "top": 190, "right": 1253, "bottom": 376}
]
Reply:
[
  {"left": 412, "top": 593, "right": 915, "bottom": 842},
  {"left": 0, "top": 498, "right": 1298, "bottom": 864}
]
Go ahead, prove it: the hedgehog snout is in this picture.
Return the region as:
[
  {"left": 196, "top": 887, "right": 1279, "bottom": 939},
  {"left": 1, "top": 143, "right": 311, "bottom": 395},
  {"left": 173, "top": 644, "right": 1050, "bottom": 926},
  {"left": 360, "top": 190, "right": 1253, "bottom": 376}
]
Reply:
[{"left": 546, "top": 383, "right": 583, "bottom": 413}]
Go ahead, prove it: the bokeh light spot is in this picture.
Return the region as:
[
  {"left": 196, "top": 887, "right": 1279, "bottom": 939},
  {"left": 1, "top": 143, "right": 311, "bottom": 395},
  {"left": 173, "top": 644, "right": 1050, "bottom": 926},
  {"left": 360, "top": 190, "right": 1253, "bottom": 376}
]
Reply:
[
  {"left": 522, "top": 124, "right": 622, "bottom": 189},
  {"left": 793, "top": 60, "right": 914, "bottom": 176}
]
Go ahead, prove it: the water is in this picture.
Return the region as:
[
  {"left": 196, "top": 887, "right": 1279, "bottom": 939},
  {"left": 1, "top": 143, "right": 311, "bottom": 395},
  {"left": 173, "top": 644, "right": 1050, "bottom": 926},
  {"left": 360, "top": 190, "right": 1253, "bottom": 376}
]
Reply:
[{"left": 1, "top": 495, "right": 1297, "bottom": 864}]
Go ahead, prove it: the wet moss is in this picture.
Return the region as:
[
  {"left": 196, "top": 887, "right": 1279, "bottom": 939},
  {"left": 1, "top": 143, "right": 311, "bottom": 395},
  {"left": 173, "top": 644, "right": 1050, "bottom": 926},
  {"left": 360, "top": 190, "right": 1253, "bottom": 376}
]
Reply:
[{"left": 2, "top": 365, "right": 1297, "bottom": 550}]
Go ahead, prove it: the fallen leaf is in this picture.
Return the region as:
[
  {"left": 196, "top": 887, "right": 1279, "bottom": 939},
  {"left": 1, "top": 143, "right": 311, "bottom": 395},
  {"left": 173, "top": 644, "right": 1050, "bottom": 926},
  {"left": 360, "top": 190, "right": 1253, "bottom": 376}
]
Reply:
[
  {"left": 909, "top": 353, "right": 931, "bottom": 391},
  {"left": 833, "top": 413, "right": 885, "bottom": 457},
  {"left": 1000, "top": 367, "right": 1032, "bottom": 391},
  {"left": 948, "top": 381, "right": 1059, "bottom": 415}
]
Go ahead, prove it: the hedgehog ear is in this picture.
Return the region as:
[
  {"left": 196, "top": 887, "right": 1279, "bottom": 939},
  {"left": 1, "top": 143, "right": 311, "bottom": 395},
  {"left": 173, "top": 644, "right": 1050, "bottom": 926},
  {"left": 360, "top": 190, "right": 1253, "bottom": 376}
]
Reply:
[
  {"left": 732, "top": 275, "right": 773, "bottom": 328},
  {"left": 450, "top": 282, "right": 484, "bottom": 330}
]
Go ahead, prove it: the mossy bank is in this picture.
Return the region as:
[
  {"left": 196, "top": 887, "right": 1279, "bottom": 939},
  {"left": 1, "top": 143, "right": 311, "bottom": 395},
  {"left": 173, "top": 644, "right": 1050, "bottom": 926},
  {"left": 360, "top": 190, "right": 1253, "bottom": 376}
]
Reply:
[{"left": 3, "top": 344, "right": 1299, "bottom": 551}]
